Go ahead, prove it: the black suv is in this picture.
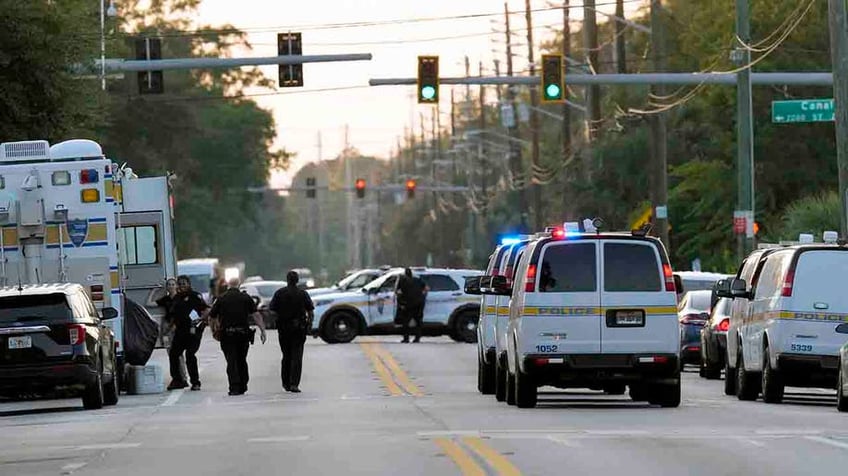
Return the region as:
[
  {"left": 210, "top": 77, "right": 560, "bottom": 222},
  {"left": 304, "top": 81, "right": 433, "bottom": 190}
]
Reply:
[{"left": 0, "top": 284, "right": 120, "bottom": 409}]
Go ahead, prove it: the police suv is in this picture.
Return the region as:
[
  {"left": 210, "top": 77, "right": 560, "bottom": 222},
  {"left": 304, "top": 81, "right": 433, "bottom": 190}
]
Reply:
[
  {"left": 719, "top": 232, "right": 848, "bottom": 404},
  {"left": 480, "top": 222, "right": 681, "bottom": 408},
  {"left": 311, "top": 268, "right": 482, "bottom": 344}
]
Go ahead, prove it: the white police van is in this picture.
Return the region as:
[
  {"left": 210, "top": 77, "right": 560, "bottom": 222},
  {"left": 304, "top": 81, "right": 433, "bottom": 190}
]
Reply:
[
  {"left": 475, "top": 243, "right": 510, "bottom": 394},
  {"left": 719, "top": 232, "right": 848, "bottom": 403},
  {"left": 311, "top": 267, "right": 482, "bottom": 344},
  {"left": 483, "top": 222, "right": 680, "bottom": 408}
]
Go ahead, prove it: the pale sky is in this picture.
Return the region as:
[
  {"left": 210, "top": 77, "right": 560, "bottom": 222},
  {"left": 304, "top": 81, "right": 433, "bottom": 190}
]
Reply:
[{"left": 195, "top": 0, "right": 644, "bottom": 186}]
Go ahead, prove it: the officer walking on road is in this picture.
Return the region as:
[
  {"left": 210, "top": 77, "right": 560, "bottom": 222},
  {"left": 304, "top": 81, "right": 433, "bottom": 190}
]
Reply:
[
  {"left": 269, "top": 271, "right": 314, "bottom": 393},
  {"left": 397, "top": 268, "right": 428, "bottom": 343},
  {"left": 167, "top": 275, "right": 210, "bottom": 391},
  {"left": 210, "top": 277, "right": 266, "bottom": 396}
]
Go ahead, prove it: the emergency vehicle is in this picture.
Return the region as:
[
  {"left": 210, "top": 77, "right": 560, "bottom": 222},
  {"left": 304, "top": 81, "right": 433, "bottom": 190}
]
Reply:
[{"left": 0, "top": 139, "right": 177, "bottom": 385}]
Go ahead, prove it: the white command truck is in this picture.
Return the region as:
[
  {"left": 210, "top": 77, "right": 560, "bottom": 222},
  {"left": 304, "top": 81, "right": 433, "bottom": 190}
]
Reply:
[{"left": 0, "top": 139, "right": 177, "bottom": 387}]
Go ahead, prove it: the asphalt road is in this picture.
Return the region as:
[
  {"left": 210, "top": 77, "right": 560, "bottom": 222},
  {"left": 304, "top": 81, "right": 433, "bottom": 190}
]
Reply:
[{"left": 1, "top": 332, "right": 847, "bottom": 476}]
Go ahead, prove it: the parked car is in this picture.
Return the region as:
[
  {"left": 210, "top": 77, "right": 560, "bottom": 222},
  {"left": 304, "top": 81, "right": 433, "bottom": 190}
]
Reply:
[
  {"left": 308, "top": 268, "right": 386, "bottom": 297},
  {"left": 292, "top": 268, "right": 316, "bottom": 289},
  {"left": 678, "top": 290, "right": 712, "bottom": 365},
  {"left": 839, "top": 332, "right": 848, "bottom": 412},
  {"left": 239, "top": 280, "right": 286, "bottom": 329},
  {"left": 0, "top": 284, "right": 120, "bottom": 409},
  {"left": 700, "top": 297, "right": 732, "bottom": 379}
]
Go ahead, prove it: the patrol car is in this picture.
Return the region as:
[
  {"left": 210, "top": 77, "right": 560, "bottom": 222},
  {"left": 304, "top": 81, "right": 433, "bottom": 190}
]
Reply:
[
  {"left": 482, "top": 222, "right": 681, "bottom": 408},
  {"left": 311, "top": 268, "right": 482, "bottom": 344},
  {"left": 718, "top": 232, "right": 848, "bottom": 404}
]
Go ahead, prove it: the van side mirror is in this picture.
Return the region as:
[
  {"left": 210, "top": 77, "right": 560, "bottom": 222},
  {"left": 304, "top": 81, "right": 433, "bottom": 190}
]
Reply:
[
  {"left": 836, "top": 323, "right": 848, "bottom": 334},
  {"left": 673, "top": 274, "right": 684, "bottom": 294},
  {"left": 481, "top": 275, "right": 512, "bottom": 296},
  {"left": 464, "top": 276, "right": 482, "bottom": 295},
  {"left": 101, "top": 307, "right": 118, "bottom": 320},
  {"left": 730, "top": 278, "right": 750, "bottom": 299}
]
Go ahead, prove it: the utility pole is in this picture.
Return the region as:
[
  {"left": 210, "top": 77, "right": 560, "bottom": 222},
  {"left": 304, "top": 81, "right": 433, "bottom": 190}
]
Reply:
[
  {"left": 525, "top": 0, "right": 543, "bottom": 229},
  {"left": 479, "top": 61, "right": 489, "bottom": 238},
  {"left": 316, "top": 131, "right": 325, "bottom": 272},
  {"left": 431, "top": 111, "right": 439, "bottom": 266},
  {"left": 561, "top": 1, "right": 573, "bottom": 219},
  {"left": 735, "top": 0, "right": 755, "bottom": 259},
  {"left": 615, "top": 0, "right": 627, "bottom": 74},
  {"left": 583, "top": 0, "right": 602, "bottom": 142},
  {"left": 829, "top": 0, "right": 848, "bottom": 237},
  {"left": 505, "top": 2, "right": 528, "bottom": 229},
  {"left": 650, "top": 0, "right": 670, "bottom": 248}
]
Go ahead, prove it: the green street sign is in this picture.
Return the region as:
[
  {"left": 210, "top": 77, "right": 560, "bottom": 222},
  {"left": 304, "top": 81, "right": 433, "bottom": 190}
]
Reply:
[{"left": 772, "top": 98, "right": 835, "bottom": 123}]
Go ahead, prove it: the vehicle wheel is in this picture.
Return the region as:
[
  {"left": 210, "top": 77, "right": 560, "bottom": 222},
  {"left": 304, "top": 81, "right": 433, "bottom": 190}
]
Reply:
[
  {"left": 321, "top": 312, "right": 359, "bottom": 344},
  {"left": 116, "top": 356, "right": 127, "bottom": 393},
  {"left": 837, "top": 368, "right": 848, "bottom": 413},
  {"left": 761, "top": 344, "right": 784, "bottom": 404},
  {"left": 494, "top": 358, "right": 507, "bottom": 402},
  {"left": 478, "top": 354, "right": 495, "bottom": 395},
  {"left": 514, "top": 366, "right": 537, "bottom": 409},
  {"left": 103, "top": 359, "right": 119, "bottom": 406},
  {"left": 453, "top": 311, "right": 478, "bottom": 344},
  {"left": 648, "top": 380, "right": 681, "bottom": 408},
  {"left": 699, "top": 361, "right": 706, "bottom": 378},
  {"left": 505, "top": 369, "right": 517, "bottom": 405},
  {"left": 735, "top": 351, "right": 761, "bottom": 401},
  {"left": 82, "top": 369, "right": 104, "bottom": 410},
  {"left": 629, "top": 384, "right": 649, "bottom": 402},
  {"left": 723, "top": 357, "right": 737, "bottom": 396},
  {"left": 603, "top": 383, "right": 626, "bottom": 395},
  {"left": 702, "top": 358, "right": 722, "bottom": 380}
]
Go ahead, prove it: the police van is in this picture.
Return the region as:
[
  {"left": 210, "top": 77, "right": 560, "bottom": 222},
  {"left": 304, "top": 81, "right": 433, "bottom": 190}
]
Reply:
[
  {"left": 475, "top": 243, "right": 508, "bottom": 394},
  {"left": 719, "top": 232, "right": 848, "bottom": 403},
  {"left": 311, "top": 267, "right": 482, "bottom": 344},
  {"left": 481, "top": 222, "right": 680, "bottom": 408},
  {"left": 0, "top": 139, "right": 177, "bottom": 385}
]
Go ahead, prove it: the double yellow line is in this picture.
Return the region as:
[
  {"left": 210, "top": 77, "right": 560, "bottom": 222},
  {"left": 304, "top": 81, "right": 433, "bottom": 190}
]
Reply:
[
  {"left": 434, "top": 437, "right": 522, "bottom": 476},
  {"left": 359, "top": 341, "right": 423, "bottom": 397}
]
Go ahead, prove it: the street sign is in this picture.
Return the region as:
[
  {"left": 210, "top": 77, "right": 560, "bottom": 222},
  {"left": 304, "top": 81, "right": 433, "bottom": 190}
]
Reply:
[{"left": 771, "top": 98, "right": 835, "bottom": 123}]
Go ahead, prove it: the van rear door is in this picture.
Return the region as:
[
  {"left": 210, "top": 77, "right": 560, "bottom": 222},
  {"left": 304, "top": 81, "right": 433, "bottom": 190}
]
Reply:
[
  {"left": 599, "top": 240, "right": 678, "bottom": 354},
  {"left": 787, "top": 249, "right": 848, "bottom": 356},
  {"left": 520, "top": 240, "right": 601, "bottom": 355}
]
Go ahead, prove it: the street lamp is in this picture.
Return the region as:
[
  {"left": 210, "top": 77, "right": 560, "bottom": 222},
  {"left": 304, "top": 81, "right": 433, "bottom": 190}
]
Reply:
[{"left": 100, "top": 0, "right": 117, "bottom": 91}]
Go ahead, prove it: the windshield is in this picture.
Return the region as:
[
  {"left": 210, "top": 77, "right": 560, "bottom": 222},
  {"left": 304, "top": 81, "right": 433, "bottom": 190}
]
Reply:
[
  {"left": 687, "top": 291, "right": 712, "bottom": 311},
  {"left": 338, "top": 271, "right": 378, "bottom": 290},
  {"left": 0, "top": 294, "right": 72, "bottom": 324},
  {"left": 362, "top": 272, "right": 398, "bottom": 292},
  {"left": 255, "top": 284, "right": 282, "bottom": 298}
]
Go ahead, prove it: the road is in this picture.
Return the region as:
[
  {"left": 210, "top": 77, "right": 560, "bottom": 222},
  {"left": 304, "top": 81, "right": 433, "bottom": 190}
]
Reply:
[{"left": 1, "top": 332, "right": 847, "bottom": 475}]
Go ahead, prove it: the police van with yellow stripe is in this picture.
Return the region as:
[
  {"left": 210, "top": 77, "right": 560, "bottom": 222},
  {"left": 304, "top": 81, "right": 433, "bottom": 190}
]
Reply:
[
  {"left": 479, "top": 221, "right": 681, "bottom": 408},
  {"left": 718, "top": 232, "right": 848, "bottom": 404}
]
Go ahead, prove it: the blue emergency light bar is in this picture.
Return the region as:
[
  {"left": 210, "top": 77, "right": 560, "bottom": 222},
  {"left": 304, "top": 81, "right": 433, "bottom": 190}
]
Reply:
[{"left": 500, "top": 237, "right": 522, "bottom": 246}]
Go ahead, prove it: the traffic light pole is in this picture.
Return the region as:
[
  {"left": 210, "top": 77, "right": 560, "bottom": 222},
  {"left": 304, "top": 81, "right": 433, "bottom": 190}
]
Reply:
[
  {"left": 369, "top": 72, "right": 834, "bottom": 86},
  {"left": 736, "top": 0, "right": 755, "bottom": 260},
  {"left": 829, "top": 0, "right": 848, "bottom": 237}
]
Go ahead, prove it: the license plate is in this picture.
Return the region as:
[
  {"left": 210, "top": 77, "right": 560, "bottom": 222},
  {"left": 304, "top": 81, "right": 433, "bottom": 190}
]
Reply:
[
  {"left": 615, "top": 310, "right": 644, "bottom": 326},
  {"left": 8, "top": 335, "right": 32, "bottom": 350}
]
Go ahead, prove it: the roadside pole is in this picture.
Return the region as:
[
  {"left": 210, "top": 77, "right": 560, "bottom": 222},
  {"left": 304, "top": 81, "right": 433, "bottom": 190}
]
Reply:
[
  {"left": 829, "top": 0, "right": 848, "bottom": 237},
  {"left": 735, "top": 0, "right": 755, "bottom": 260}
]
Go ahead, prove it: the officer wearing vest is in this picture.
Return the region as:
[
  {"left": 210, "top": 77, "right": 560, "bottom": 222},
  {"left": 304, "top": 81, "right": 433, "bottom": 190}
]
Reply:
[
  {"left": 269, "top": 270, "right": 314, "bottom": 393},
  {"left": 210, "top": 277, "right": 266, "bottom": 396}
]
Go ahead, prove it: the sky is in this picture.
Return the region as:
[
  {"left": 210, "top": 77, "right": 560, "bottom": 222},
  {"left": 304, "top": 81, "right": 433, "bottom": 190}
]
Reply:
[{"left": 195, "top": 0, "right": 646, "bottom": 187}]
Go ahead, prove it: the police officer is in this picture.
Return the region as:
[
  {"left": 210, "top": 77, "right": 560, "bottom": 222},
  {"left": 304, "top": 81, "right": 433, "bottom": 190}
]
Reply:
[
  {"left": 269, "top": 271, "right": 314, "bottom": 393},
  {"left": 167, "top": 275, "right": 210, "bottom": 391},
  {"left": 396, "top": 268, "right": 428, "bottom": 343},
  {"left": 210, "top": 277, "right": 266, "bottom": 396}
]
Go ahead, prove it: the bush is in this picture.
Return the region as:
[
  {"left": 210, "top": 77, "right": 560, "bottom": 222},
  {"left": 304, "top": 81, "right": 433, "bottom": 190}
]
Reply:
[{"left": 778, "top": 192, "right": 841, "bottom": 241}]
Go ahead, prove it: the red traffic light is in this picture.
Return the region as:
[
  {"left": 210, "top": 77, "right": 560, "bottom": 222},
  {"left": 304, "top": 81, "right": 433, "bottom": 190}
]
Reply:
[
  {"left": 405, "top": 179, "right": 416, "bottom": 198},
  {"left": 355, "top": 178, "right": 366, "bottom": 198}
]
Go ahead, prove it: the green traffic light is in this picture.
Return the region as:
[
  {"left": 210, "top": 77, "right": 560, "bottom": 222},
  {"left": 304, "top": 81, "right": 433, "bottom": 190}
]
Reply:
[
  {"left": 545, "top": 84, "right": 561, "bottom": 99},
  {"left": 421, "top": 85, "right": 436, "bottom": 100}
]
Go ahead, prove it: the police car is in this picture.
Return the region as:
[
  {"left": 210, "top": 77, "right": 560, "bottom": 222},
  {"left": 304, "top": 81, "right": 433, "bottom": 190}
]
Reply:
[
  {"left": 311, "top": 268, "right": 483, "bottom": 344},
  {"left": 481, "top": 221, "right": 681, "bottom": 408},
  {"left": 718, "top": 232, "right": 848, "bottom": 404}
]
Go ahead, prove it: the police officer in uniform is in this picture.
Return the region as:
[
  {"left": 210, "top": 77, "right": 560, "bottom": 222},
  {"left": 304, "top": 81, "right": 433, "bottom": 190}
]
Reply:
[
  {"left": 167, "top": 275, "right": 210, "bottom": 391},
  {"left": 269, "top": 271, "right": 314, "bottom": 393},
  {"left": 396, "top": 268, "right": 428, "bottom": 343},
  {"left": 210, "top": 277, "right": 266, "bottom": 396}
]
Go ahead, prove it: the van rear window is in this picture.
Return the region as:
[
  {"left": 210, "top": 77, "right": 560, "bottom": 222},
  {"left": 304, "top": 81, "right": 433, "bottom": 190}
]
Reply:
[
  {"left": 539, "top": 243, "right": 597, "bottom": 292},
  {"left": 603, "top": 243, "right": 662, "bottom": 292},
  {"left": 0, "top": 294, "right": 72, "bottom": 325}
]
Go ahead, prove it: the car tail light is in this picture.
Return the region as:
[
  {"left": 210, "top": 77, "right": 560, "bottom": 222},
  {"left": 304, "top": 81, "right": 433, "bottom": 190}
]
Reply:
[
  {"left": 681, "top": 314, "right": 707, "bottom": 325},
  {"left": 525, "top": 264, "right": 537, "bottom": 292},
  {"left": 68, "top": 324, "right": 86, "bottom": 345},
  {"left": 663, "top": 264, "right": 675, "bottom": 292},
  {"left": 781, "top": 270, "right": 795, "bottom": 297},
  {"left": 717, "top": 318, "right": 730, "bottom": 332}
]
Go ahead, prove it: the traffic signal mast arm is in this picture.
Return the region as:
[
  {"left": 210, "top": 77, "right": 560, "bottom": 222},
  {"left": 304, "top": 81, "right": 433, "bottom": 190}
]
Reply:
[
  {"left": 96, "top": 53, "right": 372, "bottom": 72},
  {"left": 371, "top": 72, "right": 834, "bottom": 86}
]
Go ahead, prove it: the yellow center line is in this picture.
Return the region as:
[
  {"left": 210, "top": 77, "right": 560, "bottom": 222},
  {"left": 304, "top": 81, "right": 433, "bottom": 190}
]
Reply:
[
  {"left": 359, "top": 342, "right": 404, "bottom": 396},
  {"left": 370, "top": 343, "right": 424, "bottom": 397},
  {"left": 434, "top": 438, "right": 486, "bottom": 476},
  {"left": 462, "top": 437, "right": 523, "bottom": 476}
]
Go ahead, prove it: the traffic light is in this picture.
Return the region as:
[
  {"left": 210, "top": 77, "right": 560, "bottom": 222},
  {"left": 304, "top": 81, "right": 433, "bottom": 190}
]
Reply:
[
  {"left": 135, "top": 37, "right": 163, "bottom": 94},
  {"left": 278, "top": 32, "right": 303, "bottom": 87},
  {"left": 405, "top": 179, "right": 416, "bottom": 199},
  {"left": 540, "top": 54, "right": 564, "bottom": 103},
  {"left": 417, "top": 56, "right": 439, "bottom": 104},
  {"left": 306, "top": 177, "right": 316, "bottom": 198},
  {"left": 355, "top": 178, "right": 366, "bottom": 198}
]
